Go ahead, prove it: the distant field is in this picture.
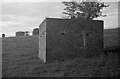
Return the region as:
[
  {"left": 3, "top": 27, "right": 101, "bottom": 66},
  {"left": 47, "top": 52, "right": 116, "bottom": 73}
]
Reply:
[
  {"left": 104, "top": 28, "right": 119, "bottom": 48},
  {"left": 2, "top": 29, "right": 119, "bottom": 77}
]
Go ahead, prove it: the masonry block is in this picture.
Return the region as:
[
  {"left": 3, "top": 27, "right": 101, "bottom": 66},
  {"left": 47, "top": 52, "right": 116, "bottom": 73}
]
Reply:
[{"left": 39, "top": 18, "right": 103, "bottom": 62}]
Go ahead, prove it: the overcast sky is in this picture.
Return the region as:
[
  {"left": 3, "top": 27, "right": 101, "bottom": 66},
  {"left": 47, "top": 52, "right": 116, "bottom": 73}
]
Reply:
[{"left": 0, "top": 0, "right": 119, "bottom": 37}]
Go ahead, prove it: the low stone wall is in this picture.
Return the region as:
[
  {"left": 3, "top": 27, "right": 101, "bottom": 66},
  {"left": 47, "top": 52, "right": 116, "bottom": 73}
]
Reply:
[{"left": 16, "top": 31, "right": 25, "bottom": 37}]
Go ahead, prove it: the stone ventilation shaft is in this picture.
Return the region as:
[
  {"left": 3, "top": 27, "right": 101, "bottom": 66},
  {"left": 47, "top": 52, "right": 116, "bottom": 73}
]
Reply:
[
  {"left": 32, "top": 28, "right": 39, "bottom": 36},
  {"left": 39, "top": 18, "right": 103, "bottom": 63}
]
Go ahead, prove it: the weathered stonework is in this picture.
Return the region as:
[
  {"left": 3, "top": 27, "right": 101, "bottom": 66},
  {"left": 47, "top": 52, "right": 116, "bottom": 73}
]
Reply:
[
  {"left": 16, "top": 31, "right": 25, "bottom": 37},
  {"left": 39, "top": 18, "right": 103, "bottom": 62},
  {"left": 32, "top": 28, "right": 39, "bottom": 35}
]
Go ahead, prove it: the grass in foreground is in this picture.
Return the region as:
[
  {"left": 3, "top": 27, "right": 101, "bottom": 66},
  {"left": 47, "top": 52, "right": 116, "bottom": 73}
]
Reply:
[{"left": 2, "top": 52, "right": 119, "bottom": 77}]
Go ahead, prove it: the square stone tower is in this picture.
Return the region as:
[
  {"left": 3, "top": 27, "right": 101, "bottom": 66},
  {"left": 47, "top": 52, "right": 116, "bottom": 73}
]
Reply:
[{"left": 39, "top": 18, "right": 103, "bottom": 62}]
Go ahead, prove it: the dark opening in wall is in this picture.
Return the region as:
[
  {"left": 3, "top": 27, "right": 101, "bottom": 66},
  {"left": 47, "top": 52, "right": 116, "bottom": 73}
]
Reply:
[
  {"left": 86, "top": 33, "right": 89, "bottom": 36},
  {"left": 61, "top": 32, "right": 65, "bottom": 36},
  {"left": 60, "top": 30, "right": 66, "bottom": 36}
]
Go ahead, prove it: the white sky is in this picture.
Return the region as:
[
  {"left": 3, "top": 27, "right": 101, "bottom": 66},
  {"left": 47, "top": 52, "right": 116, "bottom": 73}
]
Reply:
[
  {"left": 0, "top": 0, "right": 119, "bottom": 37},
  {"left": 0, "top": 0, "right": 119, "bottom": 2}
]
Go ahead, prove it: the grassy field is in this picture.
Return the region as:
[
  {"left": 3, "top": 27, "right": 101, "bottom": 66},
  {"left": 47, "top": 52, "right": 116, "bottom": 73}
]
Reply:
[
  {"left": 104, "top": 28, "right": 119, "bottom": 48},
  {"left": 2, "top": 29, "right": 119, "bottom": 77}
]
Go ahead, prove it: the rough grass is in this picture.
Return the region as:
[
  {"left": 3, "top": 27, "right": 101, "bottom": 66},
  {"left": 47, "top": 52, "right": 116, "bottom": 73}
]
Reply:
[
  {"left": 2, "top": 29, "right": 120, "bottom": 77},
  {"left": 104, "top": 28, "right": 119, "bottom": 48}
]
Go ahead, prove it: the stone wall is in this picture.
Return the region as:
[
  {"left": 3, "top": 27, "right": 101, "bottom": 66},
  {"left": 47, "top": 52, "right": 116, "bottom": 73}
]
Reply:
[
  {"left": 39, "top": 20, "right": 46, "bottom": 62},
  {"left": 16, "top": 31, "right": 25, "bottom": 37},
  {"left": 32, "top": 28, "right": 39, "bottom": 35},
  {"left": 39, "top": 18, "right": 103, "bottom": 62}
]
